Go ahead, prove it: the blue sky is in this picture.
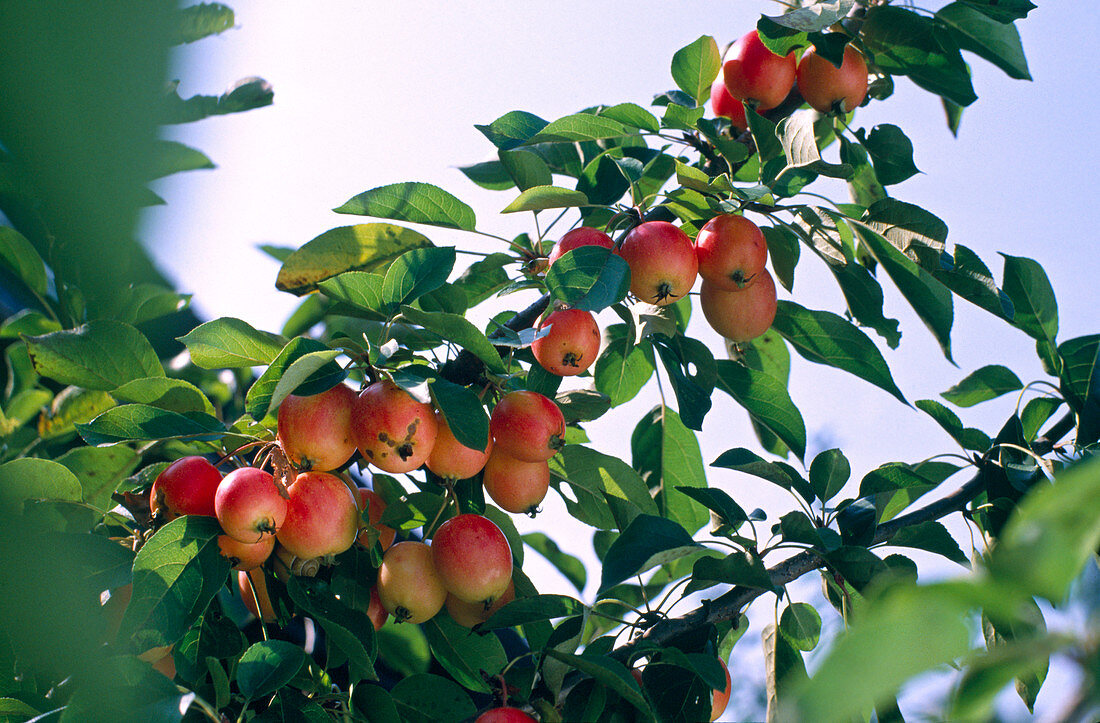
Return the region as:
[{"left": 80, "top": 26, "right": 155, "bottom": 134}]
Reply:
[{"left": 145, "top": 2, "right": 1099, "bottom": 718}]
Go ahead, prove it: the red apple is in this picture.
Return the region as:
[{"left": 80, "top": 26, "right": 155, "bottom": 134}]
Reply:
[{"left": 277, "top": 383, "right": 357, "bottom": 472}]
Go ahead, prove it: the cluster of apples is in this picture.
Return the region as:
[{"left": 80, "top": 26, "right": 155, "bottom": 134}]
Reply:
[
  {"left": 710, "top": 28, "right": 870, "bottom": 130},
  {"left": 147, "top": 374, "right": 575, "bottom": 629},
  {"left": 546, "top": 212, "right": 778, "bottom": 345}
]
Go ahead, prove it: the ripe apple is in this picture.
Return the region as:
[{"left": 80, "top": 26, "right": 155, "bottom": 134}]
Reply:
[
  {"left": 723, "top": 29, "right": 796, "bottom": 111},
  {"left": 694, "top": 214, "right": 768, "bottom": 291},
  {"left": 239, "top": 569, "right": 276, "bottom": 623},
  {"left": 366, "top": 585, "right": 388, "bottom": 631},
  {"left": 531, "top": 308, "right": 601, "bottom": 376},
  {"left": 618, "top": 220, "right": 698, "bottom": 306},
  {"left": 215, "top": 467, "right": 288, "bottom": 544},
  {"left": 489, "top": 390, "right": 565, "bottom": 463},
  {"left": 276, "top": 382, "right": 357, "bottom": 472},
  {"left": 377, "top": 540, "right": 447, "bottom": 624},
  {"left": 425, "top": 411, "right": 493, "bottom": 481},
  {"left": 351, "top": 379, "right": 438, "bottom": 474},
  {"left": 355, "top": 487, "right": 397, "bottom": 551},
  {"left": 482, "top": 450, "right": 550, "bottom": 515},
  {"left": 475, "top": 708, "right": 536, "bottom": 723},
  {"left": 446, "top": 579, "right": 514, "bottom": 628},
  {"left": 699, "top": 269, "right": 778, "bottom": 344},
  {"left": 217, "top": 533, "right": 275, "bottom": 571},
  {"left": 796, "top": 43, "right": 869, "bottom": 114},
  {"left": 430, "top": 514, "right": 512, "bottom": 607},
  {"left": 276, "top": 471, "right": 360, "bottom": 559},
  {"left": 711, "top": 662, "right": 733, "bottom": 721},
  {"left": 547, "top": 226, "right": 614, "bottom": 266},
  {"left": 148, "top": 455, "right": 222, "bottom": 520},
  {"left": 710, "top": 77, "right": 748, "bottom": 132}
]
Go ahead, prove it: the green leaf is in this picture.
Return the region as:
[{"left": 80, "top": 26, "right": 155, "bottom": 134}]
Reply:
[
  {"left": 852, "top": 223, "right": 955, "bottom": 361},
  {"left": 861, "top": 124, "right": 920, "bottom": 186},
  {"left": 451, "top": 252, "right": 512, "bottom": 308},
  {"left": 598, "top": 514, "right": 700, "bottom": 595},
  {"left": 671, "top": 35, "right": 721, "bottom": 104},
  {"left": 549, "top": 444, "right": 658, "bottom": 532},
  {"left": 916, "top": 399, "right": 991, "bottom": 452},
  {"left": 862, "top": 198, "right": 948, "bottom": 260},
  {"left": 382, "top": 246, "right": 456, "bottom": 307},
  {"left": 887, "top": 520, "right": 969, "bottom": 565},
  {"left": 318, "top": 271, "right": 386, "bottom": 316},
  {"left": 424, "top": 615, "right": 506, "bottom": 693},
  {"left": 398, "top": 305, "right": 505, "bottom": 374},
  {"left": 598, "top": 103, "right": 660, "bottom": 133},
  {"left": 109, "top": 284, "right": 191, "bottom": 326},
  {"left": 475, "top": 110, "right": 549, "bottom": 150},
  {"left": 524, "top": 113, "right": 631, "bottom": 145},
  {"left": 0, "top": 457, "right": 82, "bottom": 511},
  {"left": 287, "top": 577, "right": 377, "bottom": 683},
  {"left": 56, "top": 445, "right": 140, "bottom": 510},
  {"left": 780, "top": 602, "right": 822, "bottom": 651},
  {"left": 430, "top": 377, "right": 489, "bottom": 453},
  {"left": 245, "top": 337, "right": 344, "bottom": 420},
  {"left": 26, "top": 321, "right": 163, "bottom": 390},
  {"left": 987, "top": 455, "right": 1100, "bottom": 602},
  {"left": 236, "top": 640, "right": 306, "bottom": 700},
  {"left": 715, "top": 360, "right": 807, "bottom": 461},
  {"left": 499, "top": 148, "right": 552, "bottom": 191},
  {"left": 937, "top": 3, "right": 1031, "bottom": 80},
  {"left": 933, "top": 244, "right": 1013, "bottom": 320},
  {"left": 544, "top": 651, "right": 652, "bottom": 718},
  {"left": 545, "top": 246, "right": 630, "bottom": 312},
  {"left": 36, "top": 388, "right": 116, "bottom": 441},
  {"left": 825, "top": 546, "right": 888, "bottom": 591},
  {"left": 712, "top": 447, "right": 815, "bottom": 505},
  {"left": 690, "top": 550, "right": 775, "bottom": 594},
  {"left": 501, "top": 185, "right": 590, "bottom": 213},
  {"left": 1001, "top": 253, "right": 1057, "bottom": 345},
  {"left": 653, "top": 336, "right": 716, "bottom": 431},
  {"left": 556, "top": 389, "right": 611, "bottom": 425},
  {"left": 334, "top": 182, "right": 476, "bottom": 231},
  {"left": 771, "top": 301, "right": 908, "bottom": 405},
  {"left": 119, "top": 516, "right": 230, "bottom": 653},
  {"left": 522, "top": 533, "right": 586, "bottom": 593},
  {"left": 862, "top": 6, "right": 977, "bottom": 106},
  {"left": 776, "top": 111, "right": 853, "bottom": 179},
  {"left": 957, "top": 0, "right": 1035, "bottom": 23},
  {"left": 809, "top": 449, "right": 850, "bottom": 502},
  {"left": 177, "top": 317, "right": 285, "bottom": 369},
  {"left": 675, "top": 486, "right": 748, "bottom": 528},
  {"left": 941, "top": 364, "right": 1022, "bottom": 407},
  {"left": 480, "top": 593, "right": 586, "bottom": 630},
  {"left": 0, "top": 226, "right": 47, "bottom": 295},
  {"left": 764, "top": 1, "right": 855, "bottom": 32},
  {"left": 631, "top": 406, "right": 710, "bottom": 534},
  {"left": 390, "top": 673, "right": 476, "bottom": 723},
  {"left": 858, "top": 462, "right": 941, "bottom": 522},
  {"left": 594, "top": 326, "right": 655, "bottom": 407},
  {"left": 77, "top": 404, "right": 225, "bottom": 445},
  {"left": 160, "top": 77, "right": 274, "bottom": 124},
  {"left": 170, "top": 2, "right": 234, "bottom": 45},
  {"left": 1058, "top": 335, "right": 1100, "bottom": 447},
  {"left": 276, "top": 223, "right": 434, "bottom": 295},
  {"left": 146, "top": 140, "right": 214, "bottom": 180},
  {"left": 456, "top": 159, "right": 514, "bottom": 191},
  {"left": 789, "top": 582, "right": 986, "bottom": 721}
]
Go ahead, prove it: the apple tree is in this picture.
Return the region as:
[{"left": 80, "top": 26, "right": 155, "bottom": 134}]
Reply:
[{"left": 1, "top": 1, "right": 1098, "bottom": 721}]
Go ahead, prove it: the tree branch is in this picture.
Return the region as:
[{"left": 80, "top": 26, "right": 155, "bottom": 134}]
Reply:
[
  {"left": 611, "top": 410, "right": 1078, "bottom": 660},
  {"left": 612, "top": 472, "right": 986, "bottom": 660}
]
